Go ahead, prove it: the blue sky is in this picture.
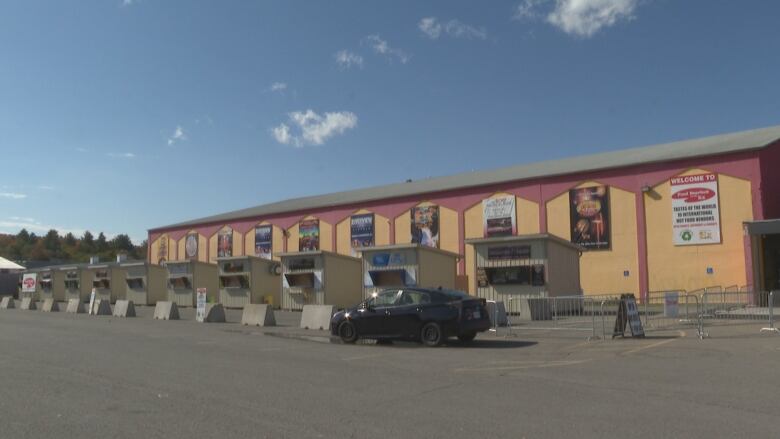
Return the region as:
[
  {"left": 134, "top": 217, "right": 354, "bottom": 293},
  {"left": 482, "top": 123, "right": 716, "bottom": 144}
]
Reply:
[{"left": 1, "top": 0, "right": 779, "bottom": 243}]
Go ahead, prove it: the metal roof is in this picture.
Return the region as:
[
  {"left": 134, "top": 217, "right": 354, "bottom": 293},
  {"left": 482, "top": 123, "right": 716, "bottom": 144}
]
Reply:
[{"left": 152, "top": 124, "right": 780, "bottom": 231}]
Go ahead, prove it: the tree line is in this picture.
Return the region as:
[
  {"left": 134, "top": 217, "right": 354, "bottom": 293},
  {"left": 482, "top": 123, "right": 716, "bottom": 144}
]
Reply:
[{"left": 0, "top": 229, "right": 147, "bottom": 265}]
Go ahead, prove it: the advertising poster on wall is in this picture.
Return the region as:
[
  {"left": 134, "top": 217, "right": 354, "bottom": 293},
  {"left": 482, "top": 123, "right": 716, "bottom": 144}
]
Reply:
[
  {"left": 483, "top": 196, "right": 516, "bottom": 237},
  {"left": 217, "top": 228, "right": 233, "bottom": 257},
  {"left": 670, "top": 173, "right": 721, "bottom": 246},
  {"left": 254, "top": 225, "right": 273, "bottom": 259},
  {"left": 411, "top": 206, "right": 439, "bottom": 248},
  {"left": 299, "top": 219, "right": 320, "bottom": 252},
  {"left": 158, "top": 237, "right": 167, "bottom": 264},
  {"left": 185, "top": 233, "right": 198, "bottom": 259},
  {"left": 569, "top": 186, "right": 611, "bottom": 250},
  {"left": 21, "top": 273, "right": 37, "bottom": 294},
  {"left": 350, "top": 213, "right": 375, "bottom": 248},
  {"left": 195, "top": 288, "right": 207, "bottom": 322}
]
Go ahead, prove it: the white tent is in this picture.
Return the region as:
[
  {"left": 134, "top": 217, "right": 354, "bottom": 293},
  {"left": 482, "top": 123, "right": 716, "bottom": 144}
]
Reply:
[{"left": 0, "top": 256, "right": 25, "bottom": 272}]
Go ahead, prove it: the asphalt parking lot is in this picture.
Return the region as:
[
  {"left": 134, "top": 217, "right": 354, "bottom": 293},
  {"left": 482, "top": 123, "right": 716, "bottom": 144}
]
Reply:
[{"left": 1, "top": 305, "right": 778, "bottom": 439}]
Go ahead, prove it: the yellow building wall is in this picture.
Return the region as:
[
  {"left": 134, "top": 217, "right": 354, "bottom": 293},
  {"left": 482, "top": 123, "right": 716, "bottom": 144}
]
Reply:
[
  {"left": 243, "top": 222, "right": 285, "bottom": 260},
  {"left": 287, "top": 217, "right": 333, "bottom": 252},
  {"left": 547, "top": 183, "right": 639, "bottom": 295},
  {"left": 208, "top": 226, "right": 243, "bottom": 262},
  {"left": 198, "top": 234, "right": 207, "bottom": 262},
  {"left": 150, "top": 234, "right": 176, "bottom": 264},
  {"left": 645, "top": 170, "right": 752, "bottom": 292},
  {"left": 394, "top": 203, "right": 458, "bottom": 254},
  {"left": 336, "top": 210, "right": 391, "bottom": 256},
  {"left": 462, "top": 194, "right": 542, "bottom": 294},
  {"left": 177, "top": 237, "right": 185, "bottom": 261}
]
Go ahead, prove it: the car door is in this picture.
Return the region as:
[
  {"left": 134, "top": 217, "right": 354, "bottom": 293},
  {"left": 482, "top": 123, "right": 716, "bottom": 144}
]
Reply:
[
  {"left": 385, "top": 290, "right": 432, "bottom": 338},
  {"left": 357, "top": 290, "right": 400, "bottom": 336}
]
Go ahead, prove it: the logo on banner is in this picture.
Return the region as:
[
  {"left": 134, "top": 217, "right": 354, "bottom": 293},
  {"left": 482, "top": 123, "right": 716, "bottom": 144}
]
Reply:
[{"left": 196, "top": 288, "right": 207, "bottom": 322}]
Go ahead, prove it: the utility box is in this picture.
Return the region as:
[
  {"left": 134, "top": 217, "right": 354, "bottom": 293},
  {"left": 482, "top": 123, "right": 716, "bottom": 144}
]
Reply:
[
  {"left": 85, "top": 263, "right": 127, "bottom": 304},
  {"left": 165, "top": 260, "right": 219, "bottom": 307},
  {"left": 217, "top": 256, "right": 282, "bottom": 309},
  {"left": 121, "top": 261, "right": 168, "bottom": 306},
  {"left": 361, "top": 244, "right": 459, "bottom": 299},
  {"left": 59, "top": 265, "right": 89, "bottom": 302},
  {"left": 278, "top": 251, "right": 362, "bottom": 310},
  {"left": 465, "top": 234, "right": 583, "bottom": 301}
]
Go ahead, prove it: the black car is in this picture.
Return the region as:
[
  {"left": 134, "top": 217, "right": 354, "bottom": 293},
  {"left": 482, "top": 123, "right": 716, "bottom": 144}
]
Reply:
[{"left": 330, "top": 288, "right": 491, "bottom": 346}]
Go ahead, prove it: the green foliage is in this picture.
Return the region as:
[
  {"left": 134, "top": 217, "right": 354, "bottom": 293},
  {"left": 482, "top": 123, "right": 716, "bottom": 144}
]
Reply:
[{"left": 0, "top": 228, "right": 147, "bottom": 264}]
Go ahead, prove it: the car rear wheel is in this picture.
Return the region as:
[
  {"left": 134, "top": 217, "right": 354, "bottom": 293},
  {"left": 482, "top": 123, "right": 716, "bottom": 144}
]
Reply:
[
  {"left": 421, "top": 322, "right": 443, "bottom": 347},
  {"left": 338, "top": 321, "right": 358, "bottom": 344},
  {"left": 457, "top": 332, "right": 477, "bottom": 343}
]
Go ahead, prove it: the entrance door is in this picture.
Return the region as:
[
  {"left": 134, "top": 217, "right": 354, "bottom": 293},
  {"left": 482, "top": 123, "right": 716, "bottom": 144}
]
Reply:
[{"left": 761, "top": 234, "right": 780, "bottom": 292}]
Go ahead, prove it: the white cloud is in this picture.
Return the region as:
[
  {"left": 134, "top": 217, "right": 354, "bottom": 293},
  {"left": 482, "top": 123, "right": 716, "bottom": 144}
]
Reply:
[
  {"left": 512, "top": 0, "right": 638, "bottom": 38},
  {"left": 547, "top": 0, "right": 637, "bottom": 37},
  {"left": 269, "top": 82, "right": 287, "bottom": 92},
  {"left": 9, "top": 216, "right": 36, "bottom": 223},
  {"left": 419, "top": 17, "right": 487, "bottom": 40},
  {"left": 365, "top": 35, "right": 410, "bottom": 64},
  {"left": 0, "top": 192, "right": 27, "bottom": 200},
  {"left": 167, "top": 125, "right": 187, "bottom": 146},
  {"left": 121, "top": 0, "right": 135, "bottom": 6},
  {"left": 334, "top": 50, "right": 364, "bottom": 69},
  {"left": 271, "top": 110, "right": 357, "bottom": 148},
  {"left": 107, "top": 152, "right": 136, "bottom": 159},
  {"left": 76, "top": 147, "right": 88, "bottom": 152},
  {"left": 38, "top": 185, "right": 56, "bottom": 191}
]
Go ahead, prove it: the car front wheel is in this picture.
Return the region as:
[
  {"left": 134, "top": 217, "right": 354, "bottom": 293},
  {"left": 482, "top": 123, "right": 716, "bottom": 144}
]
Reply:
[
  {"left": 421, "top": 322, "right": 443, "bottom": 347},
  {"left": 338, "top": 321, "right": 358, "bottom": 344}
]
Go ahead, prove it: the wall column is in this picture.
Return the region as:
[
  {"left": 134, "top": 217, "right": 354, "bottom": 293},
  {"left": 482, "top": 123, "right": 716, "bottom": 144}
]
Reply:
[
  {"left": 635, "top": 192, "right": 649, "bottom": 301},
  {"left": 458, "top": 210, "right": 466, "bottom": 275}
]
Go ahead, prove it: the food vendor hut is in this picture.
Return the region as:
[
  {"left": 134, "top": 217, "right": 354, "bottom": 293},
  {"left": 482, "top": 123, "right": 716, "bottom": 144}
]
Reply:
[
  {"left": 165, "top": 260, "right": 219, "bottom": 307},
  {"left": 360, "top": 244, "right": 459, "bottom": 299},
  {"left": 217, "top": 255, "right": 282, "bottom": 309},
  {"left": 278, "top": 250, "right": 362, "bottom": 310}
]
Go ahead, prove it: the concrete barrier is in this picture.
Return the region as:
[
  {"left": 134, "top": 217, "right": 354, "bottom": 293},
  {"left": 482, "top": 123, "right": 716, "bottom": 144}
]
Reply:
[
  {"left": 20, "top": 297, "right": 36, "bottom": 311},
  {"left": 40, "top": 299, "right": 59, "bottom": 312},
  {"left": 113, "top": 300, "right": 136, "bottom": 317},
  {"left": 486, "top": 301, "right": 508, "bottom": 327},
  {"left": 0, "top": 296, "right": 14, "bottom": 309},
  {"left": 202, "top": 303, "right": 226, "bottom": 323},
  {"left": 92, "top": 300, "right": 112, "bottom": 316},
  {"left": 153, "top": 301, "right": 180, "bottom": 320},
  {"left": 65, "top": 299, "right": 85, "bottom": 314},
  {"left": 300, "top": 305, "right": 336, "bottom": 330},
  {"left": 241, "top": 304, "right": 276, "bottom": 327}
]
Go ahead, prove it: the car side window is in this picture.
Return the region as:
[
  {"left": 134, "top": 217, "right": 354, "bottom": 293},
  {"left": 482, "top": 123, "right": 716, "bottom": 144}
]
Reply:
[
  {"left": 367, "top": 290, "right": 399, "bottom": 308},
  {"left": 398, "top": 291, "right": 431, "bottom": 306}
]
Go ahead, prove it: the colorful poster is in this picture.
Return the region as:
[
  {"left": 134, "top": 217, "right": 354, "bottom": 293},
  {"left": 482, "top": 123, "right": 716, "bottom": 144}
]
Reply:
[
  {"left": 411, "top": 206, "right": 439, "bottom": 248},
  {"left": 195, "top": 288, "right": 207, "bottom": 322},
  {"left": 670, "top": 173, "right": 721, "bottom": 246},
  {"left": 21, "top": 273, "right": 37, "bottom": 293},
  {"left": 299, "top": 219, "right": 320, "bottom": 252},
  {"left": 569, "top": 186, "right": 610, "bottom": 250},
  {"left": 217, "top": 228, "right": 233, "bottom": 257},
  {"left": 350, "top": 213, "right": 375, "bottom": 248},
  {"left": 254, "top": 225, "right": 273, "bottom": 259},
  {"left": 157, "top": 237, "right": 167, "bottom": 264},
  {"left": 185, "top": 233, "right": 198, "bottom": 259},
  {"left": 483, "top": 196, "right": 516, "bottom": 237}
]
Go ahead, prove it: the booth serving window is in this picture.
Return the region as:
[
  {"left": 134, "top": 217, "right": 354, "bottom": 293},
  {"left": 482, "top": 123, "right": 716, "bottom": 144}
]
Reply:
[
  {"left": 222, "top": 261, "right": 246, "bottom": 273},
  {"left": 285, "top": 273, "right": 314, "bottom": 288},
  {"left": 126, "top": 277, "right": 145, "bottom": 290},
  {"left": 220, "top": 275, "right": 249, "bottom": 289},
  {"left": 169, "top": 276, "right": 192, "bottom": 289},
  {"left": 64, "top": 280, "right": 79, "bottom": 289},
  {"left": 93, "top": 271, "right": 110, "bottom": 289},
  {"left": 41, "top": 274, "right": 53, "bottom": 290},
  {"left": 485, "top": 266, "right": 532, "bottom": 285}
]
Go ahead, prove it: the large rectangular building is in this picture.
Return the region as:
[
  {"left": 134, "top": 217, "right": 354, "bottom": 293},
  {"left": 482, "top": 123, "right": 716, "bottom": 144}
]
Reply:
[{"left": 148, "top": 125, "right": 780, "bottom": 299}]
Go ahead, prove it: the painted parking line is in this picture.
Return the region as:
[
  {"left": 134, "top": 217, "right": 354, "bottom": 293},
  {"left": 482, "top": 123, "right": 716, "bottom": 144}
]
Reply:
[{"left": 452, "top": 359, "right": 591, "bottom": 373}]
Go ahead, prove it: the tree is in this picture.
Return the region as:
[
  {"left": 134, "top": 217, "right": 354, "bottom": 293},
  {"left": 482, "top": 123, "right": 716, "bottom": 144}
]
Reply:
[
  {"left": 96, "top": 232, "right": 108, "bottom": 253},
  {"left": 44, "top": 229, "right": 61, "bottom": 253},
  {"left": 64, "top": 232, "right": 77, "bottom": 246},
  {"left": 111, "top": 234, "right": 134, "bottom": 253},
  {"left": 81, "top": 231, "right": 94, "bottom": 253},
  {"left": 16, "top": 229, "right": 30, "bottom": 244},
  {"left": 29, "top": 241, "right": 50, "bottom": 261}
]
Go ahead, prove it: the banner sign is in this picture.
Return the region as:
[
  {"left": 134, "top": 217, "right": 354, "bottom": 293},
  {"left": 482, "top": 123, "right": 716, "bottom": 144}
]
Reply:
[
  {"left": 487, "top": 245, "right": 531, "bottom": 260},
  {"left": 411, "top": 206, "right": 439, "bottom": 248},
  {"left": 195, "top": 288, "right": 207, "bottom": 323},
  {"left": 21, "top": 273, "right": 37, "bottom": 293},
  {"left": 671, "top": 173, "right": 721, "bottom": 246},
  {"left": 217, "top": 228, "right": 233, "bottom": 258},
  {"left": 570, "top": 186, "right": 610, "bottom": 250},
  {"left": 157, "top": 236, "right": 167, "bottom": 264},
  {"left": 350, "top": 214, "right": 375, "bottom": 248},
  {"left": 299, "top": 219, "right": 320, "bottom": 252},
  {"left": 613, "top": 294, "right": 645, "bottom": 338},
  {"left": 185, "top": 233, "right": 198, "bottom": 259},
  {"left": 483, "top": 196, "right": 516, "bottom": 237},
  {"left": 254, "top": 225, "right": 273, "bottom": 259}
]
